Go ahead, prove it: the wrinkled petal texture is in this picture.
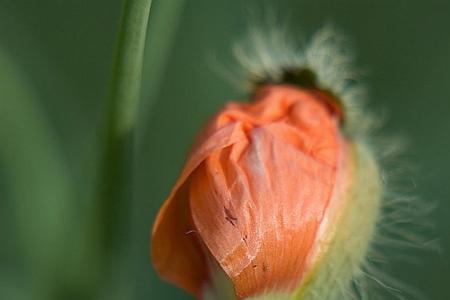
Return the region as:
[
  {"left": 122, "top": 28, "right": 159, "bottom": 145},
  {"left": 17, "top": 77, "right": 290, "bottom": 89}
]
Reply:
[{"left": 152, "top": 85, "right": 345, "bottom": 299}]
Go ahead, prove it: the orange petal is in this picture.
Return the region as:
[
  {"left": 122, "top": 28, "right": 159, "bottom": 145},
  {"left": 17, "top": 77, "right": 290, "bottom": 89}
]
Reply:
[
  {"left": 151, "top": 122, "right": 248, "bottom": 297},
  {"left": 151, "top": 181, "right": 207, "bottom": 297},
  {"left": 188, "top": 85, "right": 345, "bottom": 298}
]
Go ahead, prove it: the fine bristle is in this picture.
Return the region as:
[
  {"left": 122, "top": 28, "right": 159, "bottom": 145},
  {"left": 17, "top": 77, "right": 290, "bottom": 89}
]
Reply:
[{"left": 233, "top": 25, "right": 373, "bottom": 138}]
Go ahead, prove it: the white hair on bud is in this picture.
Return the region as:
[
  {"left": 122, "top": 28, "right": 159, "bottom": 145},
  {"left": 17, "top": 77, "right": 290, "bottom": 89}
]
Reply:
[
  {"left": 355, "top": 134, "right": 438, "bottom": 300},
  {"left": 227, "top": 24, "right": 436, "bottom": 300},
  {"left": 232, "top": 25, "right": 375, "bottom": 138}
]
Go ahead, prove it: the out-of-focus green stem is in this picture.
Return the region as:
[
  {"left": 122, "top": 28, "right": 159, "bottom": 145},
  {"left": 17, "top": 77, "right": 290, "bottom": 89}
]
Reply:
[
  {"left": 109, "top": 0, "right": 152, "bottom": 135},
  {"left": 136, "top": 0, "right": 186, "bottom": 147},
  {"left": 95, "top": 0, "right": 152, "bottom": 284}
]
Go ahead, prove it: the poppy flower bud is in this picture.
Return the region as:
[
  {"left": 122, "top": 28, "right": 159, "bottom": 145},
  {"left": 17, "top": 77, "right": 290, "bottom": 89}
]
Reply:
[
  {"left": 151, "top": 28, "right": 386, "bottom": 300},
  {"left": 147, "top": 24, "right": 398, "bottom": 300}
]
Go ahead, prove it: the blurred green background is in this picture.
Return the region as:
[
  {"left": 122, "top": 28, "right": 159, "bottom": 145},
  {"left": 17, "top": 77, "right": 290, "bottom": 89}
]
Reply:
[{"left": 0, "top": 0, "right": 449, "bottom": 299}]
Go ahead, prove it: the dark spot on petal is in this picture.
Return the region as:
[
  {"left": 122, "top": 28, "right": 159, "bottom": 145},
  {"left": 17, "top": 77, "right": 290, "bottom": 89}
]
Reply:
[{"left": 224, "top": 206, "right": 238, "bottom": 227}]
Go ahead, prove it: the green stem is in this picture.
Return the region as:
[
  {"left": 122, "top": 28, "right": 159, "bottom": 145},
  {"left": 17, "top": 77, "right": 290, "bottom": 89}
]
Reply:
[
  {"left": 109, "top": 0, "right": 153, "bottom": 135},
  {"left": 94, "top": 0, "right": 152, "bottom": 292}
]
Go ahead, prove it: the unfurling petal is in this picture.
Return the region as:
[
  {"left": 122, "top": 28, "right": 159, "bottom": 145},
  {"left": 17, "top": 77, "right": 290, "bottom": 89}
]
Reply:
[{"left": 152, "top": 122, "right": 248, "bottom": 296}]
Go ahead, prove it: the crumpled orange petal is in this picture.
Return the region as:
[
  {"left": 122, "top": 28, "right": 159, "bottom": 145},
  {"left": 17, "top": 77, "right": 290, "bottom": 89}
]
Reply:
[
  {"left": 151, "top": 84, "right": 347, "bottom": 299},
  {"left": 151, "top": 122, "right": 248, "bottom": 297}
]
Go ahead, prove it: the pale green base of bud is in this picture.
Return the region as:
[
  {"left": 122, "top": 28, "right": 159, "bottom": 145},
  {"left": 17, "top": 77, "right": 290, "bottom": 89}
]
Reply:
[
  {"left": 247, "top": 292, "right": 292, "bottom": 300},
  {"left": 203, "top": 263, "right": 237, "bottom": 300},
  {"left": 290, "top": 142, "right": 382, "bottom": 300}
]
